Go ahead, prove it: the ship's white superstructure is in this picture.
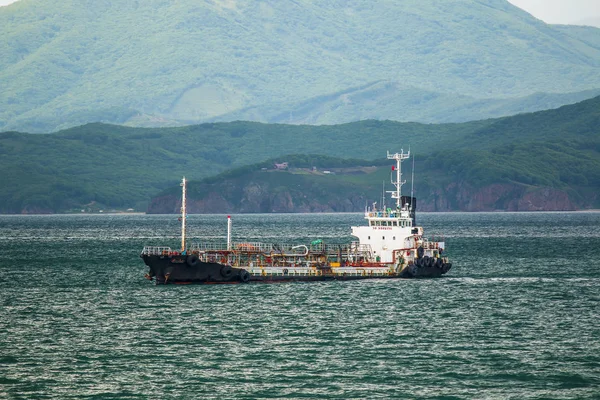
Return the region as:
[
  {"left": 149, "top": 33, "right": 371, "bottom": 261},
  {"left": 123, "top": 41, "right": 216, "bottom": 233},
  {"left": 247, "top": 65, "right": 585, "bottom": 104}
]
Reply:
[{"left": 351, "top": 149, "right": 431, "bottom": 264}]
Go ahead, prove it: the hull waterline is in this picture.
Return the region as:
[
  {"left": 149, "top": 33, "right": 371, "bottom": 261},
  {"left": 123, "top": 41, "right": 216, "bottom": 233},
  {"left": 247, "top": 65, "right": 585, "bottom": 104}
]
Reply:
[{"left": 142, "top": 253, "right": 452, "bottom": 284}]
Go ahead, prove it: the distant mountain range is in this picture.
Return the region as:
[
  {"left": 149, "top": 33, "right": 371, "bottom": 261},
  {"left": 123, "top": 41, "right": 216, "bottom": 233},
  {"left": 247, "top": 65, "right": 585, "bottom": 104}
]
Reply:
[
  {"left": 1, "top": 0, "right": 600, "bottom": 132},
  {"left": 1, "top": 96, "right": 598, "bottom": 213}
]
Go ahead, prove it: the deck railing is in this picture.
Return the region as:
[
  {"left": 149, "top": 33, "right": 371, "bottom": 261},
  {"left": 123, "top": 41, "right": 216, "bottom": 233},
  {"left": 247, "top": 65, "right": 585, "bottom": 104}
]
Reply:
[
  {"left": 141, "top": 246, "right": 173, "bottom": 255},
  {"left": 189, "top": 241, "right": 373, "bottom": 257}
]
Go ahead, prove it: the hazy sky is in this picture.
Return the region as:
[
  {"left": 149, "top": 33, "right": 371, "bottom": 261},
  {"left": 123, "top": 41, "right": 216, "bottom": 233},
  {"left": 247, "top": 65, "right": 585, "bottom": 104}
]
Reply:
[
  {"left": 507, "top": 0, "right": 600, "bottom": 25},
  {"left": 0, "top": 0, "right": 599, "bottom": 26}
]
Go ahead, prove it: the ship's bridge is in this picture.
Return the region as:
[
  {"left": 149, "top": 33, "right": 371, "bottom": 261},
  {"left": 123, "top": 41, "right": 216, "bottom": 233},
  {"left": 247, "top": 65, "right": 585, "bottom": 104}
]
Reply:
[
  {"left": 364, "top": 207, "right": 413, "bottom": 227},
  {"left": 351, "top": 206, "right": 421, "bottom": 263}
]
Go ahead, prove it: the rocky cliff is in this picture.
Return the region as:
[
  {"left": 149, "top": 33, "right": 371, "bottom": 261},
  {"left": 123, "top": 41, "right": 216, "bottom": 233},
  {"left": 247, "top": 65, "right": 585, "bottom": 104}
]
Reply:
[
  {"left": 422, "top": 183, "right": 575, "bottom": 212},
  {"left": 147, "top": 180, "right": 579, "bottom": 214}
]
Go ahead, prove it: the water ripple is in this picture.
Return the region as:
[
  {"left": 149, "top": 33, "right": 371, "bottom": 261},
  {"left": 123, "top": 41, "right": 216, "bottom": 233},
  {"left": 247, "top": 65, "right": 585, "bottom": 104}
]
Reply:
[{"left": 1, "top": 213, "right": 599, "bottom": 398}]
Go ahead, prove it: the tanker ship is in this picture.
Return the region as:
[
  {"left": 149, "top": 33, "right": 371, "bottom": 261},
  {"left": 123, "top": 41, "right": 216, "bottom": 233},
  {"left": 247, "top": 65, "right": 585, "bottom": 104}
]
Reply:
[{"left": 140, "top": 150, "right": 452, "bottom": 284}]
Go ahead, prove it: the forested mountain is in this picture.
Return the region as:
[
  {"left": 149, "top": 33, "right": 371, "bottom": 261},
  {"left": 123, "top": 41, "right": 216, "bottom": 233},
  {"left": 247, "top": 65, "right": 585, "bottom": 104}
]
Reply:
[
  {"left": 1, "top": 96, "right": 599, "bottom": 213},
  {"left": 1, "top": 0, "right": 600, "bottom": 132}
]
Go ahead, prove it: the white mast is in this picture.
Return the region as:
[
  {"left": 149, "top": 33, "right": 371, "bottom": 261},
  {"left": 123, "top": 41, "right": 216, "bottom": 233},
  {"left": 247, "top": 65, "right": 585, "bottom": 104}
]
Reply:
[
  {"left": 410, "top": 154, "right": 415, "bottom": 211},
  {"left": 382, "top": 181, "right": 386, "bottom": 210},
  {"left": 180, "top": 177, "right": 187, "bottom": 252},
  {"left": 227, "top": 215, "right": 232, "bottom": 251},
  {"left": 387, "top": 150, "right": 410, "bottom": 209}
]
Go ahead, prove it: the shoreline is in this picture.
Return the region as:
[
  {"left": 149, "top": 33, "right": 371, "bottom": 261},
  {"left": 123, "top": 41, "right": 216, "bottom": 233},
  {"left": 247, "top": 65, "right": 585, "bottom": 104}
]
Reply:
[{"left": 1, "top": 210, "right": 600, "bottom": 216}]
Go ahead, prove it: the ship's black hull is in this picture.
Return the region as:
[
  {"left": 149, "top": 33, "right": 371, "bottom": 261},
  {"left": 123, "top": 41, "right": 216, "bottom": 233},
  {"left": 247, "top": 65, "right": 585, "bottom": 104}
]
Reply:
[
  {"left": 141, "top": 254, "right": 451, "bottom": 284},
  {"left": 399, "top": 256, "right": 452, "bottom": 278},
  {"left": 141, "top": 254, "right": 248, "bottom": 284},
  {"left": 399, "top": 264, "right": 446, "bottom": 278}
]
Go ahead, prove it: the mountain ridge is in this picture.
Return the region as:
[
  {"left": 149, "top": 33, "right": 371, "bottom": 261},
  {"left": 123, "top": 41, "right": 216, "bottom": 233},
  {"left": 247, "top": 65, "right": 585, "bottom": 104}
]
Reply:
[
  {"left": 2, "top": 0, "right": 600, "bottom": 132},
  {"left": 0, "top": 95, "right": 598, "bottom": 213}
]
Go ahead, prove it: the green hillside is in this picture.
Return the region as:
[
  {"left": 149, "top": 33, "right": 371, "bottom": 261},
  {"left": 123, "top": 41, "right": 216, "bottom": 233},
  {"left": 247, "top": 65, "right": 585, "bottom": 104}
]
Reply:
[
  {"left": 1, "top": 0, "right": 600, "bottom": 132},
  {"left": 149, "top": 142, "right": 600, "bottom": 213},
  {"left": 1, "top": 96, "right": 599, "bottom": 213},
  {"left": 214, "top": 85, "right": 600, "bottom": 126},
  {"left": 151, "top": 156, "right": 396, "bottom": 214}
]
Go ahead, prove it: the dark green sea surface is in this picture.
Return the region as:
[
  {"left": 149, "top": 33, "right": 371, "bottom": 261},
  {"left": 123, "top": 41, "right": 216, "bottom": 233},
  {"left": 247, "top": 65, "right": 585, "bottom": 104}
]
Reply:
[{"left": 1, "top": 212, "right": 599, "bottom": 399}]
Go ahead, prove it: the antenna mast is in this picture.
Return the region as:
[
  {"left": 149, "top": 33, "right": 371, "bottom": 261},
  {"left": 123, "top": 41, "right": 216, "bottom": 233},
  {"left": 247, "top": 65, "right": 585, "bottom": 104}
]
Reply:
[
  {"left": 387, "top": 149, "right": 410, "bottom": 209},
  {"left": 180, "top": 177, "right": 187, "bottom": 252}
]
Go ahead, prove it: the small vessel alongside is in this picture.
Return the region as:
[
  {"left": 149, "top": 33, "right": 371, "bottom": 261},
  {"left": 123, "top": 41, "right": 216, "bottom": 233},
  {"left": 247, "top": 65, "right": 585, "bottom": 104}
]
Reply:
[{"left": 140, "top": 150, "right": 452, "bottom": 284}]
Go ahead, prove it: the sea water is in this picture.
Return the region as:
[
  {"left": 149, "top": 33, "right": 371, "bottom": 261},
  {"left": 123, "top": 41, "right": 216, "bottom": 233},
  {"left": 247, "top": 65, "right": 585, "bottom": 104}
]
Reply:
[{"left": 1, "top": 212, "right": 599, "bottom": 399}]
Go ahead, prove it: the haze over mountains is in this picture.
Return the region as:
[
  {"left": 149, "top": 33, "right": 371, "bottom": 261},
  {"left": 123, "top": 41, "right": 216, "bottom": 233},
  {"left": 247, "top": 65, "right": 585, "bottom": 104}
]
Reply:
[
  {"left": 2, "top": 0, "right": 600, "bottom": 132},
  {"left": 574, "top": 16, "right": 600, "bottom": 28}
]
